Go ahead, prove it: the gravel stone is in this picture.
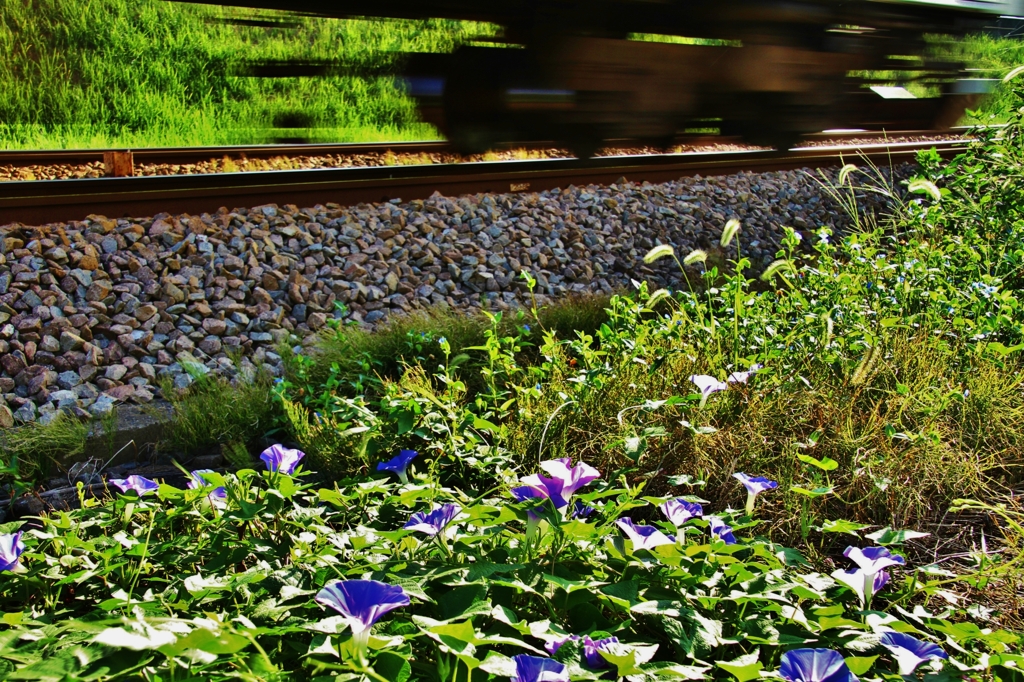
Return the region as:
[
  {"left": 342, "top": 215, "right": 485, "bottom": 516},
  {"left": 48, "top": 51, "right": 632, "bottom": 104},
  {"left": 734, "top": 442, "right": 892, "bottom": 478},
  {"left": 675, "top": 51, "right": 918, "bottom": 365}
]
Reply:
[{"left": 0, "top": 164, "right": 909, "bottom": 419}]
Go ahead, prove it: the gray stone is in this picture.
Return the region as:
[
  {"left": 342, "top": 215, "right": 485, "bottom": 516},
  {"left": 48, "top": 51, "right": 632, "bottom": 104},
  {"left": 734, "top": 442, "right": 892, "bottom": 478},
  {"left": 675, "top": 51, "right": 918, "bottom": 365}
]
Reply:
[
  {"left": 89, "top": 394, "right": 117, "bottom": 417},
  {"left": 57, "top": 371, "right": 81, "bottom": 390},
  {"left": 60, "top": 331, "right": 86, "bottom": 353},
  {"left": 202, "top": 318, "right": 227, "bottom": 335},
  {"left": 13, "top": 402, "right": 36, "bottom": 423}
]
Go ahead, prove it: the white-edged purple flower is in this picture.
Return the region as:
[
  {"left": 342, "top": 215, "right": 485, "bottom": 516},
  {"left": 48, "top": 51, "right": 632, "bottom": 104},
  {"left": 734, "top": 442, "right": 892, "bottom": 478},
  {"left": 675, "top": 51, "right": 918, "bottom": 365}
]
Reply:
[
  {"left": 545, "top": 634, "right": 580, "bottom": 655},
  {"left": 514, "top": 458, "right": 599, "bottom": 513},
  {"left": 187, "top": 469, "right": 227, "bottom": 506},
  {"left": 109, "top": 475, "right": 159, "bottom": 497},
  {"left": 707, "top": 516, "right": 738, "bottom": 545},
  {"left": 583, "top": 635, "right": 618, "bottom": 669},
  {"left": 538, "top": 458, "right": 600, "bottom": 498},
  {"left": 616, "top": 518, "right": 675, "bottom": 551},
  {"left": 832, "top": 568, "right": 889, "bottom": 608},
  {"left": 571, "top": 500, "right": 595, "bottom": 520},
  {"left": 844, "top": 546, "right": 905, "bottom": 574},
  {"left": 660, "top": 498, "right": 703, "bottom": 528},
  {"left": 0, "top": 532, "right": 25, "bottom": 572},
  {"left": 727, "top": 364, "right": 762, "bottom": 385},
  {"left": 733, "top": 472, "right": 778, "bottom": 515},
  {"left": 404, "top": 503, "right": 460, "bottom": 536},
  {"left": 513, "top": 476, "right": 569, "bottom": 510},
  {"left": 690, "top": 374, "right": 728, "bottom": 406},
  {"left": 834, "top": 547, "right": 903, "bottom": 609},
  {"left": 879, "top": 631, "right": 948, "bottom": 675},
  {"left": 377, "top": 449, "right": 418, "bottom": 484},
  {"left": 314, "top": 579, "right": 410, "bottom": 650},
  {"left": 260, "top": 444, "right": 305, "bottom": 475},
  {"left": 779, "top": 649, "right": 858, "bottom": 682},
  {"left": 511, "top": 654, "right": 569, "bottom": 682}
]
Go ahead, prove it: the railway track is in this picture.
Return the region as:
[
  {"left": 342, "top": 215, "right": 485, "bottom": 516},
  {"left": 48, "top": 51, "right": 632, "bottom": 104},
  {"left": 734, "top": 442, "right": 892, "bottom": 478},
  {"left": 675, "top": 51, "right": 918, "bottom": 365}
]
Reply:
[{"left": 0, "top": 134, "right": 968, "bottom": 226}]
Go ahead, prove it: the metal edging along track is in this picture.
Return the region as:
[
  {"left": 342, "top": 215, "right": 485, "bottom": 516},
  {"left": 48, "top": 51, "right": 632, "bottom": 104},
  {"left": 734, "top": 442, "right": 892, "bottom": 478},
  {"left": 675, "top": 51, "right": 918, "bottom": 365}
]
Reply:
[
  {"left": 0, "top": 140, "right": 455, "bottom": 166},
  {"left": 0, "top": 129, "right": 958, "bottom": 167},
  {"left": 0, "top": 139, "right": 967, "bottom": 226}
]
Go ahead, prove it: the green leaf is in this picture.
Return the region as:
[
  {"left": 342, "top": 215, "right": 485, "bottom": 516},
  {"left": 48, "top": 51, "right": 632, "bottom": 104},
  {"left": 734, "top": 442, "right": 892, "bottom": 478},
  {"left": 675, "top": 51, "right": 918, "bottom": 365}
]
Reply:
[
  {"left": 791, "top": 486, "right": 834, "bottom": 497},
  {"left": 396, "top": 410, "right": 415, "bottom": 434},
  {"left": 473, "top": 417, "right": 501, "bottom": 433},
  {"left": 716, "top": 650, "right": 763, "bottom": 682},
  {"left": 796, "top": 453, "right": 839, "bottom": 471},
  {"left": 373, "top": 652, "right": 412, "bottom": 682},
  {"left": 2, "top": 612, "right": 24, "bottom": 627},
  {"left": 437, "top": 585, "right": 491, "bottom": 621},
  {"left": 94, "top": 626, "right": 177, "bottom": 651},
  {"left": 817, "top": 519, "right": 869, "bottom": 536},
  {"left": 600, "top": 646, "right": 644, "bottom": 677},
  {"left": 478, "top": 652, "right": 519, "bottom": 677},
  {"left": 866, "top": 527, "right": 930, "bottom": 545},
  {"left": 666, "top": 474, "right": 707, "bottom": 487},
  {"left": 170, "top": 628, "right": 251, "bottom": 655},
  {"left": 844, "top": 656, "right": 877, "bottom": 675}
]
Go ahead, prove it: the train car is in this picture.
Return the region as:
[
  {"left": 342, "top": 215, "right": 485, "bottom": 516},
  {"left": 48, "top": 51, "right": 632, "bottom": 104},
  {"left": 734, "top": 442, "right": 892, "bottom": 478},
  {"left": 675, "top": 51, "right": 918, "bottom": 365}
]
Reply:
[{"left": 173, "top": 0, "right": 1021, "bottom": 153}]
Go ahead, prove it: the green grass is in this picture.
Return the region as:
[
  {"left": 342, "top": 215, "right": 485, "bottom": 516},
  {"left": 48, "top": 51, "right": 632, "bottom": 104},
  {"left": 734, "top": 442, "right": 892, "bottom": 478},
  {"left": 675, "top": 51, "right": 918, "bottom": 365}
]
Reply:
[
  {"left": 0, "top": 0, "right": 494, "bottom": 149},
  {"left": 0, "top": 413, "right": 88, "bottom": 493},
  {"left": 2, "top": 0, "right": 1022, "bottom": 149},
  {"left": 271, "top": 111, "right": 1024, "bottom": 540},
  {"left": 158, "top": 366, "right": 278, "bottom": 458}
]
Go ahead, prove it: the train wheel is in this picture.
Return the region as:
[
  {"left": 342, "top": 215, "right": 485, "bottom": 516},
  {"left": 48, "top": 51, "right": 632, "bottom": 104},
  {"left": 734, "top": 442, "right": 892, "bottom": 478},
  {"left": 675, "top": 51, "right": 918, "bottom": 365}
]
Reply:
[{"left": 448, "top": 124, "right": 497, "bottom": 156}]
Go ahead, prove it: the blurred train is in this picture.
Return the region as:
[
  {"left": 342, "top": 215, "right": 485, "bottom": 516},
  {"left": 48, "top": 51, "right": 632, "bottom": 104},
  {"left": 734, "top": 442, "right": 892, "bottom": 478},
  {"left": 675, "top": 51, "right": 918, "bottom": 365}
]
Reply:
[{"left": 174, "top": 0, "right": 1021, "bottom": 154}]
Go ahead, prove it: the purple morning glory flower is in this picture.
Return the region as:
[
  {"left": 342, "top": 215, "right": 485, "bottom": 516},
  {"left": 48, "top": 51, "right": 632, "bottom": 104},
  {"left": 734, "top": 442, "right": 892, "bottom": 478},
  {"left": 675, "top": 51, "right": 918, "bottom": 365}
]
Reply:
[
  {"left": 377, "top": 449, "right": 418, "bottom": 484},
  {"left": 583, "top": 635, "right": 619, "bottom": 669},
  {"left": 733, "top": 472, "right": 778, "bottom": 514},
  {"left": 727, "top": 364, "right": 762, "bottom": 385},
  {"left": 404, "top": 503, "right": 460, "bottom": 536},
  {"left": 545, "top": 634, "right": 580, "bottom": 655},
  {"left": 844, "top": 546, "right": 906, "bottom": 574},
  {"left": 514, "top": 458, "right": 600, "bottom": 512},
  {"left": 832, "top": 568, "right": 889, "bottom": 607},
  {"left": 511, "top": 654, "right": 569, "bottom": 682},
  {"left": 187, "top": 469, "right": 227, "bottom": 505},
  {"left": 109, "top": 475, "right": 159, "bottom": 497},
  {"left": 708, "top": 516, "right": 738, "bottom": 545},
  {"left": 879, "top": 631, "right": 948, "bottom": 675},
  {"left": 538, "top": 458, "right": 600, "bottom": 498},
  {"left": 0, "top": 532, "right": 25, "bottom": 572},
  {"left": 616, "top": 518, "right": 675, "bottom": 551},
  {"left": 660, "top": 499, "right": 703, "bottom": 528},
  {"left": 260, "top": 444, "right": 305, "bottom": 475},
  {"left": 780, "top": 648, "right": 859, "bottom": 682},
  {"left": 513, "top": 477, "right": 569, "bottom": 510},
  {"left": 690, "top": 374, "right": 728, "bottom": 406},
  {"left": 571, "top": 500, "right": 595, "bottom": 520},
  {"left": 314, "top": 579, "right": 410, "bottom": 650}
]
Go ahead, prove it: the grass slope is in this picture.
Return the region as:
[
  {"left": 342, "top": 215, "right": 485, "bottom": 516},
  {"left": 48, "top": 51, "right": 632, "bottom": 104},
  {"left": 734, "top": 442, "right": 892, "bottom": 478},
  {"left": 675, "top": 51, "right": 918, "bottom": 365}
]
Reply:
[{"left": 1, "top": 0, "right": 1022, "bottom": 149}]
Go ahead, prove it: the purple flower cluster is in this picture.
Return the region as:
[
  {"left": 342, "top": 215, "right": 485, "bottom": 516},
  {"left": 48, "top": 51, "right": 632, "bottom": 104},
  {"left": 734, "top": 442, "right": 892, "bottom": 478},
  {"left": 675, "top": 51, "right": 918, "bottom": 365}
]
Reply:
[
  {"left": 108, "top": 475, "right": 159, "bottom": 497},
  {"left": 546, "top": 633, "right": 619, "bottom": 669},
  {"left": 404, "top": 504, "right": 461, "bottom": 536},
  {"left": 616, "top": 518, "right": 674, "bottom": 551},
  {"left": 187, "top": 469, "right": 227, "bottom": 506}
]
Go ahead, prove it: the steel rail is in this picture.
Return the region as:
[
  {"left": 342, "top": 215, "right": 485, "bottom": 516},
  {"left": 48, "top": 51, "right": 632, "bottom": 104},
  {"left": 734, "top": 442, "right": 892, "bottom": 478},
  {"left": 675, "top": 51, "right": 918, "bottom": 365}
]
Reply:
[
  {"left": 0, "top": 138, "right": 968, "bottom": 226},
  {"left": 0, "top": 129, "right": 958, "bottom": 167}
]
